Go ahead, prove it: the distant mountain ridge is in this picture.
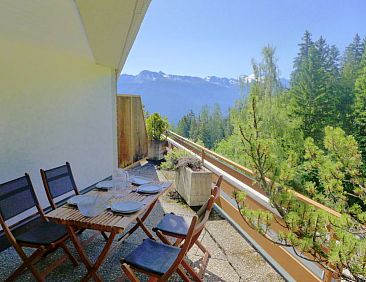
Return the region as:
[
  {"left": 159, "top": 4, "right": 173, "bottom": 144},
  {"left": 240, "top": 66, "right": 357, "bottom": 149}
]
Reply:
[
  {"left": 120, "top": 71, "right": 242, "bottom": 89},
  {"left": 118, "top": 70, "right": 245, "bottom": 124},
  {"left": 117, "top": 70, "right": 288, "bottom": 124}
]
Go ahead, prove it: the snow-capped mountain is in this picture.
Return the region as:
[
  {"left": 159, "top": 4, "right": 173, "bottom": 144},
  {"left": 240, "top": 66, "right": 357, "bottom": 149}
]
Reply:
[
  {"left": 118, "top": 71, "right": 244, "bottom": 124},
  {"left": 122, "top": 70, "right": 241, "bottom": 87},
  {"left": 117, "top": 70, "right": 288, "bottom": 124}
]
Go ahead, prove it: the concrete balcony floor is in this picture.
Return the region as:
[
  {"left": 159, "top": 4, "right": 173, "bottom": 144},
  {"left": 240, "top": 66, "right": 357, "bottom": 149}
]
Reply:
[{"left": 0, "top": 163, "right": 283, "bottom": 281}]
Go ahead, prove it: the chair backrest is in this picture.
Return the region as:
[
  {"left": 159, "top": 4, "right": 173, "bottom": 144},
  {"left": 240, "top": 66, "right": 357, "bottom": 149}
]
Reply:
[
  {"left": 40, "top": 162, "right": 79, "bottom": 209},
  {"left": 212, "top": 175, "right": 223, "bottom": 201},
  {"left": 192, "top": 195, "right": 215, "bottom": 245},
  {"left": 195, "top": 174, "right": 223, "bottom": 219},
  {"left": 215, "top": 175, "right": 223, "bottom": 191},
  {"left": 0, "top": 174, "right": 44, "bottom": 223},
  {"left": 160, "top": 196, "right": 216, "bottom": 280},
  {"left": 161, "top": 215, "right": 198, "bottom": 280}
]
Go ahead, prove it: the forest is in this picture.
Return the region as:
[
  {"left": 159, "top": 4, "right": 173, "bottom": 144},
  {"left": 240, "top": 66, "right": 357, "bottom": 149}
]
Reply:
[
  {"left": 175, "top": 31, "right": 366, "bottom": 155},
  {"left": 173, "top": 31, "right": 366, "bottom": 280}
]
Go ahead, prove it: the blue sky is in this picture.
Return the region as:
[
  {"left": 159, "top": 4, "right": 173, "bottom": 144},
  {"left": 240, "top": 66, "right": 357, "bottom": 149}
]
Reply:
[{"left": 122, "top": 0, "right": 366, "bottom": 79}]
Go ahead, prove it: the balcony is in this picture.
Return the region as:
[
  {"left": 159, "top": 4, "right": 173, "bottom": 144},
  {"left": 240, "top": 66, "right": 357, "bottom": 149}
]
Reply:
[
  {"left": 0, "top": 162, "right": 283, "bottom": 281},
  {"left": 0, "top": 93, "right": 344, "bottom": 282}
]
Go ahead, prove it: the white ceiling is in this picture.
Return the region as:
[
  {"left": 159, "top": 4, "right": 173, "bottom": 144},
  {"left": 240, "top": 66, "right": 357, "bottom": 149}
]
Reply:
[
  {"left": 0, "top": 0, "right": 150, "bottom": 71},
  {"left": 0, "top": 0, "right": 94, "bottom": 61}
]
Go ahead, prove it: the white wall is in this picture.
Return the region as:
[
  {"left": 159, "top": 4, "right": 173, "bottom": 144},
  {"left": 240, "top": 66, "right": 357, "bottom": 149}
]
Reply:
[{"left": 0, "top": 38, "right": 116, "bottom": 209}]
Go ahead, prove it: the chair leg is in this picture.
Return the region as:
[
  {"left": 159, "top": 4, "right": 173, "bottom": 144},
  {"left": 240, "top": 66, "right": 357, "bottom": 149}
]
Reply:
[
  {"left": 198, "top": 251, "right": 209, "bottom": 279},
  {"left": 157, "top": 232, "right": 209, "bottom": 279},
  {"left": 6, "top": 248, "right": 46, "bottom": 282},
  {"left": 173, "top": 238, "right": 184, "bottom": 247},
  {"left": 6, "top": 262, "right": 44, "bottom": 282},
  {"left": 101, "top": 231, "right": 109, "bottom": 241},
  {"left": 60, "top": 242, "right": 78, "bottom": 266},
  {"left": 175, "top": 266, "right": 192, "bottom": 282},
  {"left": 121, "top": 263, "right": 140, "bottom": 282},
  {"left": 195, "top": 240, "right": 211, "bottom": 258},
  {"left": 136, "top": 217, "right": 155, "bottom": 239},
  {"left": 156, "top": 231, "right": 170, "bottom": 244},
  {"left": 181, "top": 259, "right": 202, "bottom": 282},
  {"left": 26, "top": 263, "right": 45, "bottom": 282}
]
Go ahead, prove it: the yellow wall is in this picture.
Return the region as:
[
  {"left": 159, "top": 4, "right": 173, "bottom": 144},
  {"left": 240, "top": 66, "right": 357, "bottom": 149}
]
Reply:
[{"left": 0, "top": 38, "right": 116, "bottom": 209}]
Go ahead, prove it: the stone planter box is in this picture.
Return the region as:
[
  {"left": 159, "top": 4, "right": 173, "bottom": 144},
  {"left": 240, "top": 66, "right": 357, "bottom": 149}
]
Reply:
[
  {"left": 175, "top": 166, "right": 212, "bottom": 206},
  {"left": 148, "top": 140, "right": 166, "bottom": 161}
]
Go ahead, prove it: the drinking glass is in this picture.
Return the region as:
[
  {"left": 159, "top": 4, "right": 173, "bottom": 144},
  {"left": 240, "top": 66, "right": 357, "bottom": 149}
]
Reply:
[{"left": 112, "top": 169, "right": 129, "bottom": 198}]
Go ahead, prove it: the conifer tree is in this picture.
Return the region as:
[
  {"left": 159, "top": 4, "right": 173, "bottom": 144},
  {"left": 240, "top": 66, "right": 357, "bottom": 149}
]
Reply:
[
  {"left": 290, "top": 32, "right": 346, "bottom": 141},
  {"left": 354, "top": 49, "right": 366, "bottom": 163},
  {"left": 340, "top": 34, "right": 366, "bottom": 133},
  {"left": 175, "top": 112, "right": 192, "bottom": 138},
  {"left": 291, "top": 42, "right": 329, "bottom": 141},
  {"left": 209, "top": 104, "right": 225, "bottom": 148},
  {"left": 292, "top": 30, "right": 314, "bottom": 75}
]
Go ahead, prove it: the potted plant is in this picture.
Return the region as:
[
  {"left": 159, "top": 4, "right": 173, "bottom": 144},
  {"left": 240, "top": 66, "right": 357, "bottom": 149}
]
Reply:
[
  {"left": 161, "top": 148, "right": 212, "bottom": 206},
  {"left": 146, "top": 113, "right": 169, "bottom": 160}
]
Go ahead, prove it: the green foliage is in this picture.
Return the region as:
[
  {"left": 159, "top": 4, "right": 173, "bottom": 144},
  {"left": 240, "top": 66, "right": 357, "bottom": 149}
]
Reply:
[
  {"left": 236, "top": 187, "right": 366, "bottom": 281},
  {"left": 174, "top": 104, "right": 231, "bottom": 149},
  {"left": 290, "top": 32, "right": 339, "bottom": 141},
  {"left": 171, "top": 33, "right": 366, "bottom": 279},
  {"left": 354, "top": 50, "right": 366, "bottom": 163},
  {"left": 224, "top": 40, "right": 366, "bottom": 281},
  {"left": 217, "top": 46, "right": 303, "bottom": 195},
  {"left": 175, "top": 110, "right": 195, "bottom": 138},
  {"left": 146, "top": 113, "right": 169, "bottom": 141},
  {"left": 298, "top": 127, "right": 366, "bottom": 215},
  {"left": 339, "top": 34, "right": 366, "bottom": 133}
]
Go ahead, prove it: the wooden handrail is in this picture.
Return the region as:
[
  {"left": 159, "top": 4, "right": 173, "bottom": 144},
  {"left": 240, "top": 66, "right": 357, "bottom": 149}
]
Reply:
[
  {"left": 167, "top": 131, "right": 255, "bottom": 175},
  {"left": 166, "top": 130, "right": 342, "bottom": 218}
]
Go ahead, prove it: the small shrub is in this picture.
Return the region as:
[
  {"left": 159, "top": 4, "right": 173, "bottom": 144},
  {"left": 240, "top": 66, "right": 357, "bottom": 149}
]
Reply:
[
  {"left": 146, "top": 113, "right": 169, "bottom": 141},
  {"left": 160, "top": 148, "right": 202, "bottom": 171},
  {"left": 176, "top": 157, "right": 202, "bottom": 171}
]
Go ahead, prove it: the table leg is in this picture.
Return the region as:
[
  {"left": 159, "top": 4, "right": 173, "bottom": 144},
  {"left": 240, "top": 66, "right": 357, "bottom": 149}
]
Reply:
[
  {"left": 66, "top": 226, "right": 103, "bottom": 282},
  {"left": 118, "top": 199, "right": 158, "bottom": 242},
  {"left": 82, "top": 232, "right": 116, "bottom": 282}
]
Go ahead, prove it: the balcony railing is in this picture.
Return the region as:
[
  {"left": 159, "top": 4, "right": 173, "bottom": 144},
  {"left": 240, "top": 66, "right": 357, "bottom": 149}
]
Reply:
[{"left": 166, "top": 130, "right": 342, "bottom": 282}]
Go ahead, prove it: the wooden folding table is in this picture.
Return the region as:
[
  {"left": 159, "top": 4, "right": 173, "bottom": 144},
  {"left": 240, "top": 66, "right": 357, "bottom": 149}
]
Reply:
[{"left": 46, "top": 183, "right": 171, "bottom": 282}]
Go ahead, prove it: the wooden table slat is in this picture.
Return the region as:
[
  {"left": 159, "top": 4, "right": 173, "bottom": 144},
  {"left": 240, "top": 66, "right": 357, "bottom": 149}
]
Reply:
[{"left": 46, "top": 184, "right": 170, "bottom": 234}]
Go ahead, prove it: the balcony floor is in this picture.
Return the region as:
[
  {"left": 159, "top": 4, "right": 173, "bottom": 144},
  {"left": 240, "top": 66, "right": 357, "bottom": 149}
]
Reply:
[{"left": 0, "top": 163, "right": 283, "bottom": 281}]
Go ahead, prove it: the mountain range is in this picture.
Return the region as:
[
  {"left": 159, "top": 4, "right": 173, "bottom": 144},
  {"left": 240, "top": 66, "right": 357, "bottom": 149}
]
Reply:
[{"left": 117, "top": 70, "right": 288, "bottom": 124}]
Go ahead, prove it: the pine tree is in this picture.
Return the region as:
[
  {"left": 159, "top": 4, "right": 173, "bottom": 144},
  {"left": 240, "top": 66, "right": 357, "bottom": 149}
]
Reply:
[
  {"left": 175, "top": 113, "right": 191, "bottom": 138},
  {"left": 293, "top": 30, "right": 314, "bottom": 75},
  {"left": 291, "top": 39, "right": 330, "bottom": 141},
  {"left": 209, "top": 104, "right": 225, "bottom": 147},
  {"left": 354, "top": 49, "right": 366, "bottom": 163},
  {"left": 340, "top": 34, "right": 366, "bottom": 133},
  {"left": 196, "top": 105, "right": 211, "bottom": 148}
]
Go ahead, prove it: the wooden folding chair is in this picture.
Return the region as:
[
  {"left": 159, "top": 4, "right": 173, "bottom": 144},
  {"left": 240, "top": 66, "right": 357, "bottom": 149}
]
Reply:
[
  {"left": 40, "top": 162, "right": 108, "bottom": 241},
  {"left": 151, "top": 175, "right": 223, "bottom": 280},
  {"left": 121, "top": 215, "right": 199, "bottom": 282},
  {"left": 0, "top": 173, "right": 78, "bottom": 282}
]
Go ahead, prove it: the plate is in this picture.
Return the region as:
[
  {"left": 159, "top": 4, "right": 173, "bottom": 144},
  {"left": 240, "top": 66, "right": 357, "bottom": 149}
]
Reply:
[
  {"left": 130, "top": 176, "right": 152, "bottom": 186},
  {"left": 137, "top": 184, "right": 162, "bottom": 194},
  {"left": 95, "top": 180, "right": 113, "bottom": 190},
  {"left": 111, "top": 201, "right": 144, "bottom": 214},
  {"left": 67, "top": 195, "right": 95, "bottom": 206}
]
